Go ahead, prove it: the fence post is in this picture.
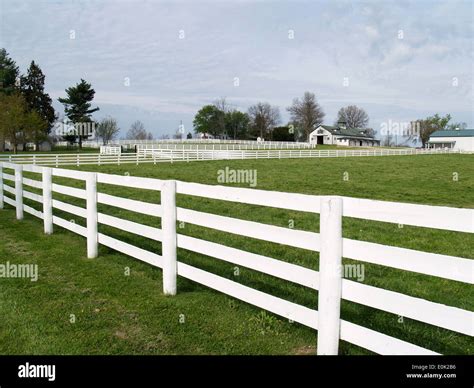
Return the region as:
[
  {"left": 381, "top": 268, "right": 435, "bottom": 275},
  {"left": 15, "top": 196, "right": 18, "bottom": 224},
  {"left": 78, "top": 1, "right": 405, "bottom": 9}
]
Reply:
[
  {"left": 162, "top": 180, "right": 177, "bottom": 295},
  {"left": 14, "top": 164, "right": 24, "bottom": 220},
  {"left": 42, "top": 167, "right": 53, "bottom": 234},
  {"left": 317, "top": 196, "right": 343, "bottom": 355},
  {"left": 86, "top": 172, "right": 98, "bottom": 258}
]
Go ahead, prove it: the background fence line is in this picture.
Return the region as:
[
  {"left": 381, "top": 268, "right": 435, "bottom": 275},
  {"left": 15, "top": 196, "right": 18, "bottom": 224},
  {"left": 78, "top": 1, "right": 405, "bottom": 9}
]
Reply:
[
  {"left": 0, "top": 161, "right": 472, "bottom": 355},
  {"left": 0, "top": 147, "right": 465, "bottom": 167},
  {"left": 57, "top": 139, "right": 316, "bottom": 149}
]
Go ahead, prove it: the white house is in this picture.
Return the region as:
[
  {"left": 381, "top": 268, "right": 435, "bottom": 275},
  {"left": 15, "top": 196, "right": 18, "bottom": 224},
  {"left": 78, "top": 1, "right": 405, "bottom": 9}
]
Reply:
[
  {"left": 427, "top": 129, "right": 474, "bottom": 152},
  {"left": 309, "top": 121, "right": 379, "bottom": 147}
]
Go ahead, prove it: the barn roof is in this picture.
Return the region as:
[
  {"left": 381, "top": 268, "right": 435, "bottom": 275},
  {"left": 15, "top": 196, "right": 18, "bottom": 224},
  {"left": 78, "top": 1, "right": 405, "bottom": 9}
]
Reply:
[
  {"left": 430, "top": 129, "right": 474, "bottom": 138},
  {"left": 316, "top": 125, "right": 376, "bottom": 139}
]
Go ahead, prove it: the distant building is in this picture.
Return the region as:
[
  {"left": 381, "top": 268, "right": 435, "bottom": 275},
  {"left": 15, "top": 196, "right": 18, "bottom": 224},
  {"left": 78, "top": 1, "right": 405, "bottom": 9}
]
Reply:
[
  {"left": 4, "top": 140, "right": 52, "bottom": 152},
  {"left": 427, "top": 129, "right": 474, "bottom": 152},
  {"left": 309, "top": 121, "right": 380, "bottom": 147}
]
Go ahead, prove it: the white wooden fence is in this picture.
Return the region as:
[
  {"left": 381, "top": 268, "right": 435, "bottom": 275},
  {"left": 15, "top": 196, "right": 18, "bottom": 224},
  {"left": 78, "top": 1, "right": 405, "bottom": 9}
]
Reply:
[
  {"left": 99, "top": 146, "right": 121, "bottom": 155},
  {"left": 57, "top": 139, "right": 315, "bottom": 149},
  {"left": 0, "top": 147, "right": 463, "bottom": 167},
  {"left": 0, "top": 161, "right": 472, "bottom": 355},
  {"left": 137, "top": 142, "right": 315, "bottom": 150}
]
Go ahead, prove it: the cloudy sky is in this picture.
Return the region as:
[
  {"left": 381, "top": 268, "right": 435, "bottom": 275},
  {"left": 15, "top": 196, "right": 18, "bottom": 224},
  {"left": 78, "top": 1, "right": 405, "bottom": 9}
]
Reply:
[{"left": 0, "top": 0, "right": 472, "bottom": 139}]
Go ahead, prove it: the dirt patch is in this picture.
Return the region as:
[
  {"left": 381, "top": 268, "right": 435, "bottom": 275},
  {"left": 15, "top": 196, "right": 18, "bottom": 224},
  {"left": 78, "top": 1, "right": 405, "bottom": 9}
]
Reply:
[{"left": 293, "top": 345, "right": 316, "bottom": 355}]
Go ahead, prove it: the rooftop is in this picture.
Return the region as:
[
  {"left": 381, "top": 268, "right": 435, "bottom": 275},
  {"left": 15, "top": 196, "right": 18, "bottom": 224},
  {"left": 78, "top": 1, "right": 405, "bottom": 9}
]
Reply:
[
  {"left": 317, "top": 125, "right": 376, "bottom": 139},
  {"left": 430, "top": 129, "right": 474, "bottom": 138}
]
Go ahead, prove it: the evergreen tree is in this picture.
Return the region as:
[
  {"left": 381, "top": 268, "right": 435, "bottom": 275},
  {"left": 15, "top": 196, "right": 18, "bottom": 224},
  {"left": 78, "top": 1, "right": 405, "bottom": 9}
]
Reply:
[
  {"left": 58, "top": 79, "right": 99, "bottom": 148},
  {"left": 20, "top": 61, "right": 56, "bottom": 146},
  {"left": 0, "top": 48, "right": 19, "bottom": 95}
]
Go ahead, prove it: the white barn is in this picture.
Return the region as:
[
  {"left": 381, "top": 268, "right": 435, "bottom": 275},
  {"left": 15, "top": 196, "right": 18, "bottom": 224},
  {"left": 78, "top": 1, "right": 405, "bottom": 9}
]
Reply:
[
  {"left": 309, "top": 121, "right": 379, "bottom": 147},
  {"left": 427, "top": 129, "right": 474, "bottom": 152}
]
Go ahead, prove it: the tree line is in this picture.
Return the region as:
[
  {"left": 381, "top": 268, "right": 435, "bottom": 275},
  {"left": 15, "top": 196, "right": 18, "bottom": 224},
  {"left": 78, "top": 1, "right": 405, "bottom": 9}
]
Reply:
[
  {"left": 0, "top": 49, "right": 153, "bottom": 153},
  {"left": 193, "top": 93, "right": 375, "bottom": 141},
  {"left": 1, "top": 47, "right": 469, "bottom": 151},
  {"left": 0, "top": 49, "right": 55, "bottom": 152}
]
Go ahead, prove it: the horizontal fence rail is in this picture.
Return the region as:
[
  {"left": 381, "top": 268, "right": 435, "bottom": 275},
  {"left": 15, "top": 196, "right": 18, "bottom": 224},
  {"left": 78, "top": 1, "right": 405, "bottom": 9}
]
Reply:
[
  {"left": 0, "top": 161, "right": 472, "bottom": 355},
  {"left": 0, "top": 147, "right": 465, "bottom": 167},
  {"left": 57, "top": 139, "right": 317, "bottom": 149}
]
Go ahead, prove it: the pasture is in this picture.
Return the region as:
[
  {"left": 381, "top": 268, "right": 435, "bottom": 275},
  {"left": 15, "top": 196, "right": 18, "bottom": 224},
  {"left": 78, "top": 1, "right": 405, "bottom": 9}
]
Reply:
[{"left": 0, "top": 154, "right": 473, "bottom": 355}]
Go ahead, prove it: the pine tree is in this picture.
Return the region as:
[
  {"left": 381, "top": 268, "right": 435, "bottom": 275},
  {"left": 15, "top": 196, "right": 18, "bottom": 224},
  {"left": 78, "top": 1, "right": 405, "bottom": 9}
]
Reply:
[
  {"left": 20, "top": 61, "right": 56, "bottom": 147},
  {"left": 0, "top": 48, "right": 19, "bottom": 95},
  {"left": 58, "top": 79, "right": 99, "bottom": 148}
]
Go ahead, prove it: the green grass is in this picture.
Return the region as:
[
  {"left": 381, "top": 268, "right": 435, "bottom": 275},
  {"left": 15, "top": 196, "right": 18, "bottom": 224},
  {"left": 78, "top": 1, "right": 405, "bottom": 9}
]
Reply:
[{"left": 0, "top": 154, "right": 473, "bottom": 355}]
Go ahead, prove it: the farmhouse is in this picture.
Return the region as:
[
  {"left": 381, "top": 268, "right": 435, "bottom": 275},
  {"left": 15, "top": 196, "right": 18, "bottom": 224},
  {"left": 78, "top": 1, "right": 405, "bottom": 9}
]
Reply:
[
  {"left": 309, "top": 121, "right": 380, "bottom": 147},
  {"left": 427, "top": 129, "right": 474, "bottom": 152}
]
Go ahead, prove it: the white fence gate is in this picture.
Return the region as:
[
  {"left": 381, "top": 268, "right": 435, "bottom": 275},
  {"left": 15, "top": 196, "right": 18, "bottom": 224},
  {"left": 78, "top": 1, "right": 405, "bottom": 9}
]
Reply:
[
  {"left": 0, "top": 161, "right": 472, "bottom": 355},
  {"left": 99, "top": 146, "right": 121, "bottom": 155}
]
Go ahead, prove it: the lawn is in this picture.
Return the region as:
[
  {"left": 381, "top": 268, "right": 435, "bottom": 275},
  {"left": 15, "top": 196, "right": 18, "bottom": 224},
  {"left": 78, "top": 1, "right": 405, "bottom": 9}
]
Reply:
[{"left": 0, "top": 154, "right": 473, "bottom": 355}]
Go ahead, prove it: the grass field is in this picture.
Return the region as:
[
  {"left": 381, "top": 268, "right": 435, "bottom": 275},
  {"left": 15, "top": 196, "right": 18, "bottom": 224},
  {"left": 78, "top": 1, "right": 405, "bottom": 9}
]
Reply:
[{"left": 0, "top": 154, "right": 473, "bottom": 355}]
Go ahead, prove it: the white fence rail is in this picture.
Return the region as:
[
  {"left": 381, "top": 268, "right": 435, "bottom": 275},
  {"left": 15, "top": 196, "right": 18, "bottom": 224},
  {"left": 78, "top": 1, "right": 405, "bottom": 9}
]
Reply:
[
  {"left": 0, "top": 161, "right": 473, "bottom": 355},
  {"left": 99, "top": 146, "right": 121, "bottom": 155},
  {"left": 0, "top": 147, "right": 464, "bottom": 167},
  {"left": 57, "top": 139, "right": 315, "bottom": 149},
  {"left": 137, "top": 142, "right": 315, "bottom": 150}
]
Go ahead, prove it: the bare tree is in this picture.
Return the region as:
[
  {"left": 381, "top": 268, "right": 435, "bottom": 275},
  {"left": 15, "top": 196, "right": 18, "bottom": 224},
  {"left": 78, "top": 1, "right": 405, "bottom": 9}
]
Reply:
[
  {"left": 336, "top": 105, "right": 369, "bottom": 129},
  {"left": 247, "top": 102, "right": 281, "bottom": 139},
  {"left": 382, "top": 133, "right": 395, "bottom": 147},
  {"left": 213, "top": 97, "right": 230, "bottom": 114},
  {"left": 126, "top": 120, "right": 152, "bottom": 140},
  {"left": 287, "top": 92, "right": 325, "bottom": 141},
  {"left": 97, "top": 116, "right": 120, "bottom": 145},
  {"left": 213, "top": 97, "right": 229, "bottom": 138}
]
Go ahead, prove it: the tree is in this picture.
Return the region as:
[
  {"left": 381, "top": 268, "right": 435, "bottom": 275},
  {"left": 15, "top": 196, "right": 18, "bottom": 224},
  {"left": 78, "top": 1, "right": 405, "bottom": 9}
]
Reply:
[
  {"left": 193, "top": 105, "right": 224, "bottom": 137},
  {"left": 287, "top": 92, "right": 324, "bottom": 141},
  {"left": 126, "top": 120, "right": 152, "bottom": 140},
  {"left": 20, "top": 61, "right": 56, "bottom": 147},
  {"left": 58, "top": 79, "right": 99, "bottom": 148},
  {"left": 248, "top": 102, "right": 281, "bottom": 139},
  {"left": 213, "top": 97, "right": 230, "bottom": 137},
  {"left": 381, "top": 132, "right": 395, "bottom": 147},
  {"left": 446, "top": 122, "right": 467, "bottom": 130},
  {"left": 225, "top": 110, "right": 250, "bottom": 139},
  {"left": 0, "top": 49, "right": 19, "bottom": 95},
  {"left": 97, "top": 117, "right": 120, "bottom": 145},
  {"left": 335, "top": 105, "right": 369, "bottom": 129},
  {"left": 272, "top": 126, "right": 295, "bottom": 141},
  {"left": 0, "top": 93, "right": 25, "bottom": 152},
  {"left": 186, "top": 132, "right": 193, "bottom": 139},
  {"left": 24, "top": 110, "right": 48, "bottom": 149},
  {"left": 419, "top": 113, "right": 451, "bottom": 147}
]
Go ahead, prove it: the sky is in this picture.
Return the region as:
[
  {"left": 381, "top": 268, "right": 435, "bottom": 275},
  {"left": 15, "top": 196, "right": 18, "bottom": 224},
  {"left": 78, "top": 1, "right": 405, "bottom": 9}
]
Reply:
[{"left": 0, "top": 0, "right": 472, "bottom": 140}]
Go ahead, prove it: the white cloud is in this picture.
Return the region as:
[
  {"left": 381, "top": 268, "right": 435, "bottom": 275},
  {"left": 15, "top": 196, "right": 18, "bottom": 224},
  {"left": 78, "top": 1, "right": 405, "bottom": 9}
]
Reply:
[{"left": 2, "top": 0, "right": 472, "bottom": 136}]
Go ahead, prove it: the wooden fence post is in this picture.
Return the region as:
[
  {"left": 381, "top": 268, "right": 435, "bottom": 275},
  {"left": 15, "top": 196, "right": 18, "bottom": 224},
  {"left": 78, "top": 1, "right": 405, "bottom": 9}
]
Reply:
[
  {"left": 0, "top": 163, "right": 3, "bottom": 209},
  {"left": 317, "top": 196, "right": 343, "bottom": 355},
  {"left": 15, "top": 164, "right": 24, "bottom": 220},
  {"left": 86, "top": 172, "right": 98, "bottom": 258},
  {"left": 42, "top": 167, "right": 53, "bottom": 234},
  {"left": 162, "top": 180, "right": 177, "bottom": 295}
]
